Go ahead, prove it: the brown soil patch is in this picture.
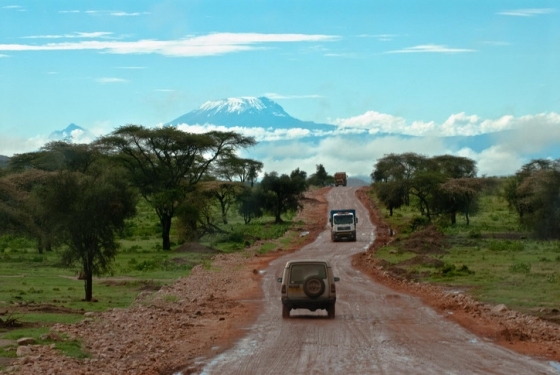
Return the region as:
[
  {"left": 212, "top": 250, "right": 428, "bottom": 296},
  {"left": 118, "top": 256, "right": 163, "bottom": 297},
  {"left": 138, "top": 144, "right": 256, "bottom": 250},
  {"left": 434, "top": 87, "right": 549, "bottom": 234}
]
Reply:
[
  {"left": 352, "top": 186, "right": 560, "bottom": 362},
  {"left": 401, "top": 225, "right": 450, "bottom": 254}
]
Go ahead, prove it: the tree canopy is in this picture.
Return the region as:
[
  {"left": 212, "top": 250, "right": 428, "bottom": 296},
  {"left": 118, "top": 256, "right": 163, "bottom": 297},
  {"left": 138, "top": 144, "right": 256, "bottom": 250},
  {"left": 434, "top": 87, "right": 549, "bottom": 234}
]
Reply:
[
  {"left": 371, "top": 153, "right": 481, "bottom": 225},
  {"left": 504, "top": 158, "right": 560, "bottom": 239},
  {"left": 260, "top": 169, "right": 307, "bottom": 223},
  {"left": 97, "top": 125, "right": 256, "bottom": 250},
  {"left": 36, "top": 169, "right": 137, "bottom": 301}
]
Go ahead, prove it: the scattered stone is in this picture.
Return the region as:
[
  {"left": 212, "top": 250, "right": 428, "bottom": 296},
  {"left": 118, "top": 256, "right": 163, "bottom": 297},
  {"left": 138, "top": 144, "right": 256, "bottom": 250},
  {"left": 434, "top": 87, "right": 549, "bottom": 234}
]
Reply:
[
  {"left": 16, "top": 345, "right": 32, "bottom": 357},
  {"left": 491, "top": 304, "right": 509, "bottom": 315},
  {"left": 17, "top": 337, "right": 36, "bottom": 346}
]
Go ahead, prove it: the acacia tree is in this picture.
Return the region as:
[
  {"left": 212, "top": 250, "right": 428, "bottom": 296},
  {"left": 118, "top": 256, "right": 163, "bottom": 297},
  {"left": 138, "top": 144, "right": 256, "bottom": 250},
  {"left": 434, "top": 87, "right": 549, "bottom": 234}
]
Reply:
[
  {"left": 307, "top": 164, "right": 332, "bottom": 187},
  {"left": 37, "top": 169, "right": 137, "bottom": 301},
  {"left": 0, "top": 170, "right": 57, "bottom": 252},
  {"left": 439, "top": 177, "right": 486, "bottom": 225},
  {"left": 0, "top": 177, "right": 29, "bottom": 236},
  {"left": 372, "top": 153, "right": 481, "bottom": 224},
  {"left": 214, "top": 156, "right": 263, "bottom": 186},
  {"left": 5, "top": 142, "right": 107, "bottom": 253},
  {"left": 98, "top": 125, "right": 256, "bottom": 250},
  {"left": 201, "top": 180, "right": 246, "bottom": 224},
  {"left": 261, "top": 169, "right": 307, "bottom": 223},
  {"left": 505, "top": 159, "right": 560, "bottom": 239},
  {"left": 237, "top": 187, "right": 264, "bottom": 224}
]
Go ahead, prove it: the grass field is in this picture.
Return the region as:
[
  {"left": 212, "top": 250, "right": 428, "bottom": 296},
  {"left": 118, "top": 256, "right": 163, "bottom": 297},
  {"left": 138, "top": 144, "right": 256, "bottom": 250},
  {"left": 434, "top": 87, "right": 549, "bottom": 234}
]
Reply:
[
  {"left": 369, "top": 187, "right": 560, "bottom": 320},
  {"left": 0, "top": 198, "right": 298, "bottom": 364}
]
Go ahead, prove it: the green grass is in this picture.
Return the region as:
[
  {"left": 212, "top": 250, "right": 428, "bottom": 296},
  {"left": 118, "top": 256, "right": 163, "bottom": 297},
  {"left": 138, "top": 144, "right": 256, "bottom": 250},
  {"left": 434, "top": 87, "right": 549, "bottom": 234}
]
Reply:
[
  {"left": 370, "top": 187, "right": 560, "bottom": 318},
  {"left": 0, "top": 196, "right": 301, "bottom": 368}
]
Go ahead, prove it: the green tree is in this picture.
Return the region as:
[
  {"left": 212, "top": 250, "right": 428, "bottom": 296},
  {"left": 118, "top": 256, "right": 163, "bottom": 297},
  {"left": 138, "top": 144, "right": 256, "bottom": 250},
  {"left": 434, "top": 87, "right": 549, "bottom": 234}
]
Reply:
[
  {"left": 307, "top": 164, "right": 332, "bottom": 187},
  {"left": 504, "top": 159, "right": 555, "bottom": 220},
  {"left": 261, "top": 169, "right": 307, "bottom": 223},
  {"left": 213, "top": 156, "right": 263, "bottom": 186},
  {"left": 5, "top": 142, "right": 107, "bottom": 252},
  {"left": 9, "top": 141, "right": 99, "bottom": 173},
  {"left": 0, "top": 170, "right": 56, "bottom": 252},
  {"left": 439, "top": 177, "right": 486, "bottom": 225},
  {"left": 203, "top": 180, "right": 246, "bottom": 224},
  {"left": 372, "top": 153, "right": 480, "bottom": 224},
  {"left": 98, "top": 125, "right": 256, "bottom": 250},
  {"left": 373, "top": 180, "right": 406, "bottom": 216},
  {"left": 506, "top": 159, "right": 560, "bottom": 239},
  {"left": 237, "top": 187, "right": 264, "bottom": 224},
  {"left": 37, "top": 169, "right": 137, "bottom": 301}
]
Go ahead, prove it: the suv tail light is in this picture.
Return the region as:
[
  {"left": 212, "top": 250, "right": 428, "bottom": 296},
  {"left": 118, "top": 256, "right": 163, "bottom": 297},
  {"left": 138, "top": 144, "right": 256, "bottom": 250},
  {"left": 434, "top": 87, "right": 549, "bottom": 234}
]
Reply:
[
  {"left": 330, "top": 283, "right": 336, "bottom": 294},
  {"left": 281, "top": 285, "right": 286, "bottom": 293}
]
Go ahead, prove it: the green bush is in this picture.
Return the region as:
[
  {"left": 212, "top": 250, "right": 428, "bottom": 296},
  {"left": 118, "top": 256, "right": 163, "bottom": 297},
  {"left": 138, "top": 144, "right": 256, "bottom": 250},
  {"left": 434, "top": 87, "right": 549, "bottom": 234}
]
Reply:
[
  {"left": 439, "top": 263, "right": 474, "bottom": 277},
  {"left": 488, "top": 240, "right": 524, "bottom": 252},
  {"left": 468, "top": 229, "right": 482, "bottom": 239},
  {"left": 509, "top": 262, "right": 531, "bottom": 274}
]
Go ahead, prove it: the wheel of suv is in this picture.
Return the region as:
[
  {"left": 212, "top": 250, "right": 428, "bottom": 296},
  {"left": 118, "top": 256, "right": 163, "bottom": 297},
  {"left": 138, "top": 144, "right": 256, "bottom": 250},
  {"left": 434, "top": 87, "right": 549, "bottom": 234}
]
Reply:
[
  {"left": 282, "top": 305, "right": 290, "bottom": 319},
  {"left": 303, "top": 276, "right": 325, "bottom": 298}
]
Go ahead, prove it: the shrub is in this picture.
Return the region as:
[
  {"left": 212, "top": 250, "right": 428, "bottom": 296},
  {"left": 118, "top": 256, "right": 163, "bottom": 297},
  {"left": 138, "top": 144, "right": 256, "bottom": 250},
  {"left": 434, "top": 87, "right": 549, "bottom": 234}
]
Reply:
[{"left": 509, "top": 262, "right": 531, "bottom": 274}]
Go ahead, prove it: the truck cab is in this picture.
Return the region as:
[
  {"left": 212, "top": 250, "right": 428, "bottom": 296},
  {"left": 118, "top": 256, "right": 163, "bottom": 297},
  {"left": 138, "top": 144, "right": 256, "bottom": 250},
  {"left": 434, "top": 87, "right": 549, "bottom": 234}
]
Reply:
[{"left": 329, "top": 209, "right": 358, "bottom": 242}]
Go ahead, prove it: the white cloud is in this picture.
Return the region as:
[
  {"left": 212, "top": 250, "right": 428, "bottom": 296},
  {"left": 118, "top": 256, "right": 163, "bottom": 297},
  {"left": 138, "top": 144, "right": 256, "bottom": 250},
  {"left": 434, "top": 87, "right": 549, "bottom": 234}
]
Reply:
[
  {"left": 457, "top": 146, "right": 525, "bottom": 177},
  {"left": 176, "top": 123, "right": 329, "bottom": 142},
  {"left": 23, "top": 31, "right": 114, "bottom": 39},
  {"left": 110, "top": 12, "right": 146, "bottom": 17},
  {"left": 3, "top": 5, "right": 24, "bottom": 11},
  {"left": 96, "top": 77, "right": 128, "bottom": 84},
  {"left": 331, "top": 111, "right": 560, "bottom": 138},
  {"left": 498, "top": 8, "right": 555, "bottom": 17},
  {"left": 250, "top": 134, "right": 448, "bottom": 180},
  {"left": 358, "top": 34, "right": 398, "bottom": 42},
  {"left": 324, "top": 52, "right": 358, "bottom": 58},
  {"left": 0, "top": 32, "right": 340, "bottom": 57},
  {"left": 494, "top": 113, "right": 560, "bottom": 154},
  {"left": 385, "top": 44, "right": 476, "bottom": 54},
  {"left": 0, "top": 135, "right": 48, "bottom": 156}
]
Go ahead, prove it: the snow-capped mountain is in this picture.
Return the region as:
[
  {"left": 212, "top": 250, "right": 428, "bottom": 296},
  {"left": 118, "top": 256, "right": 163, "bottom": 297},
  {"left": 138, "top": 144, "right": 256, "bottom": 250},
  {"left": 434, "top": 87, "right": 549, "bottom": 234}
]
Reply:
[
  {"left": 48, "top": 123, "right": 93, "bottom": 141},
  {"left": 166, "top": 97, "right": 334, "bottom": 131}
]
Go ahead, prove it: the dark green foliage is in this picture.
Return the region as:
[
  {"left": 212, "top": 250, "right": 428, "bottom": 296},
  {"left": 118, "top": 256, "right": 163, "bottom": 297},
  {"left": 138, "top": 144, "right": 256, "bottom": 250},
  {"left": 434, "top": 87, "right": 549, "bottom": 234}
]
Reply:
[
  {"left": 509, "top": 262, "right": 531, "bottom": 274},
  {"left": 307, "top": 164, "right": 334, "bottom": 187},
  {"left": 97, "top": 125, "right": 256, "bottom": 250},
  {"left": 372, "top": 153, "right": 483, "bottom": 225},
  {"left": 261, "top": 169, "right": 307, "bottom": 223},
  {"left": 37, "top": 169, "right": 137, "bottom": 301},
  {"left": 439, "top": 263, "right": 474, "bottom": 277},
  {"left": 504, "top": 159, "right": 560, "bottom": 239},
  {"left": 237, "top": 187, "right": 264, "bottom": 224}
]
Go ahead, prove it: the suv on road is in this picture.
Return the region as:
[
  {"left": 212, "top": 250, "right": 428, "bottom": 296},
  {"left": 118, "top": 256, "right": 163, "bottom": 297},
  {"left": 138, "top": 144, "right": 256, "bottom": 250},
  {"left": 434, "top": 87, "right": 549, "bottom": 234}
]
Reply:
[{"left": 277, "top": 259, "right": 340, "bottom": 319}]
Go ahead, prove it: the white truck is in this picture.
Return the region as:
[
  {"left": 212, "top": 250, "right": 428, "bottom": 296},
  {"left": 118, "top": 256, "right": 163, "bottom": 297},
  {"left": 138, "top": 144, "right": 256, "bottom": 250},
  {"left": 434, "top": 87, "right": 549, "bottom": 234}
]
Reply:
[{"left": 329, "top": 209, "right": 358, "bottom": 242}]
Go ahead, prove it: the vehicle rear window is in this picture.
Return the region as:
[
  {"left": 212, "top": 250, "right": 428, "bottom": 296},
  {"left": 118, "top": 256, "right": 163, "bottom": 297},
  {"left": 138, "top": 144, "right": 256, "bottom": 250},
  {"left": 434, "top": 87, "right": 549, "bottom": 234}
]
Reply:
[{"left": 290, "top": 264, "right": 327, "bottom": 283}]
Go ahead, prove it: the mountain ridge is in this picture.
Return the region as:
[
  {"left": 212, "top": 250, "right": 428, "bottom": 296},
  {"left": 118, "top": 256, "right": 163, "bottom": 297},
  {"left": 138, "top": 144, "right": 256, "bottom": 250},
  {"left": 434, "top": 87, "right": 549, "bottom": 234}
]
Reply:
[{"left": 166, "top": 96, "right": 335, "bottom": 131}]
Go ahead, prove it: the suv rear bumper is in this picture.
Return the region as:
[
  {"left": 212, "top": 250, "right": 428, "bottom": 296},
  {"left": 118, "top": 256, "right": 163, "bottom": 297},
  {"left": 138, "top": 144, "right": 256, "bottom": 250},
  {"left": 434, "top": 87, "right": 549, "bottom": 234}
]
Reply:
[{"left": 281, "top": 297, "right": 336, "bottom": 310}]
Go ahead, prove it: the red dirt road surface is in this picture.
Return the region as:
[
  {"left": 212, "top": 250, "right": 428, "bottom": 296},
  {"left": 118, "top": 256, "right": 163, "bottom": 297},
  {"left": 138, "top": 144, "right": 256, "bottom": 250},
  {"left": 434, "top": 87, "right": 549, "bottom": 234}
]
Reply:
[
  {"left": 197, "top": 187, "right": 559, "bottom": 374},
  {"left": 7, "top": 186, "right": 560, "bottom": 374}
]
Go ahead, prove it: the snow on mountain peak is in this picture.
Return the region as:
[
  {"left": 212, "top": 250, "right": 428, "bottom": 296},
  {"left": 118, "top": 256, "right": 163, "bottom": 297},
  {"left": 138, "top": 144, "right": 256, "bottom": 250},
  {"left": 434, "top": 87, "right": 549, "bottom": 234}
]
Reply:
[{"left": 198, "top": 97, "right": 273, "bottom": 115}]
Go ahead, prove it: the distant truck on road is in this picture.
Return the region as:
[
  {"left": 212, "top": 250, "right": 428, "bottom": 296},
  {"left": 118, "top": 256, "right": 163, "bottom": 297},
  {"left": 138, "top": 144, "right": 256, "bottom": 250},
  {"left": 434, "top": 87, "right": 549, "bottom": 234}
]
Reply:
[
  {"left": 329, "top": 209, "right": 358, "bottom": 242},
  {"left": 334, "top": 172, "right": 347, "bottom": 187}
]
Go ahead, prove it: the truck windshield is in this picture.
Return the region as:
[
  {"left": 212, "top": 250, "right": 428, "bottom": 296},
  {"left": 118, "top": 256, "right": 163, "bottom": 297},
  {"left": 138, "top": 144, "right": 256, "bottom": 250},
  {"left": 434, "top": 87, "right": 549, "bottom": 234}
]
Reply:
[{"left": 334, "top": 215, "right": 354, "bottom": 224}]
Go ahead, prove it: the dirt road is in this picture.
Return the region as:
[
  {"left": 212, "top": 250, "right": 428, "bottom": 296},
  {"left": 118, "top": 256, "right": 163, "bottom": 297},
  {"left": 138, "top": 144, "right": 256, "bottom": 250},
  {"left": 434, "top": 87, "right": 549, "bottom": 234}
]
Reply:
[{"left": 199, "top": 187, "right": 558, "bottom": 375}]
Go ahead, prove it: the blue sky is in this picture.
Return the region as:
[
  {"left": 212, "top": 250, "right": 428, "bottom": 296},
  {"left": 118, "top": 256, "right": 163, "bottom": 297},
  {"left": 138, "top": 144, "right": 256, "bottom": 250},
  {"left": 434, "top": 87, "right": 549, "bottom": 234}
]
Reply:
[{"left": 1, "top": 1, "right": 559, "bottom": 178}]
